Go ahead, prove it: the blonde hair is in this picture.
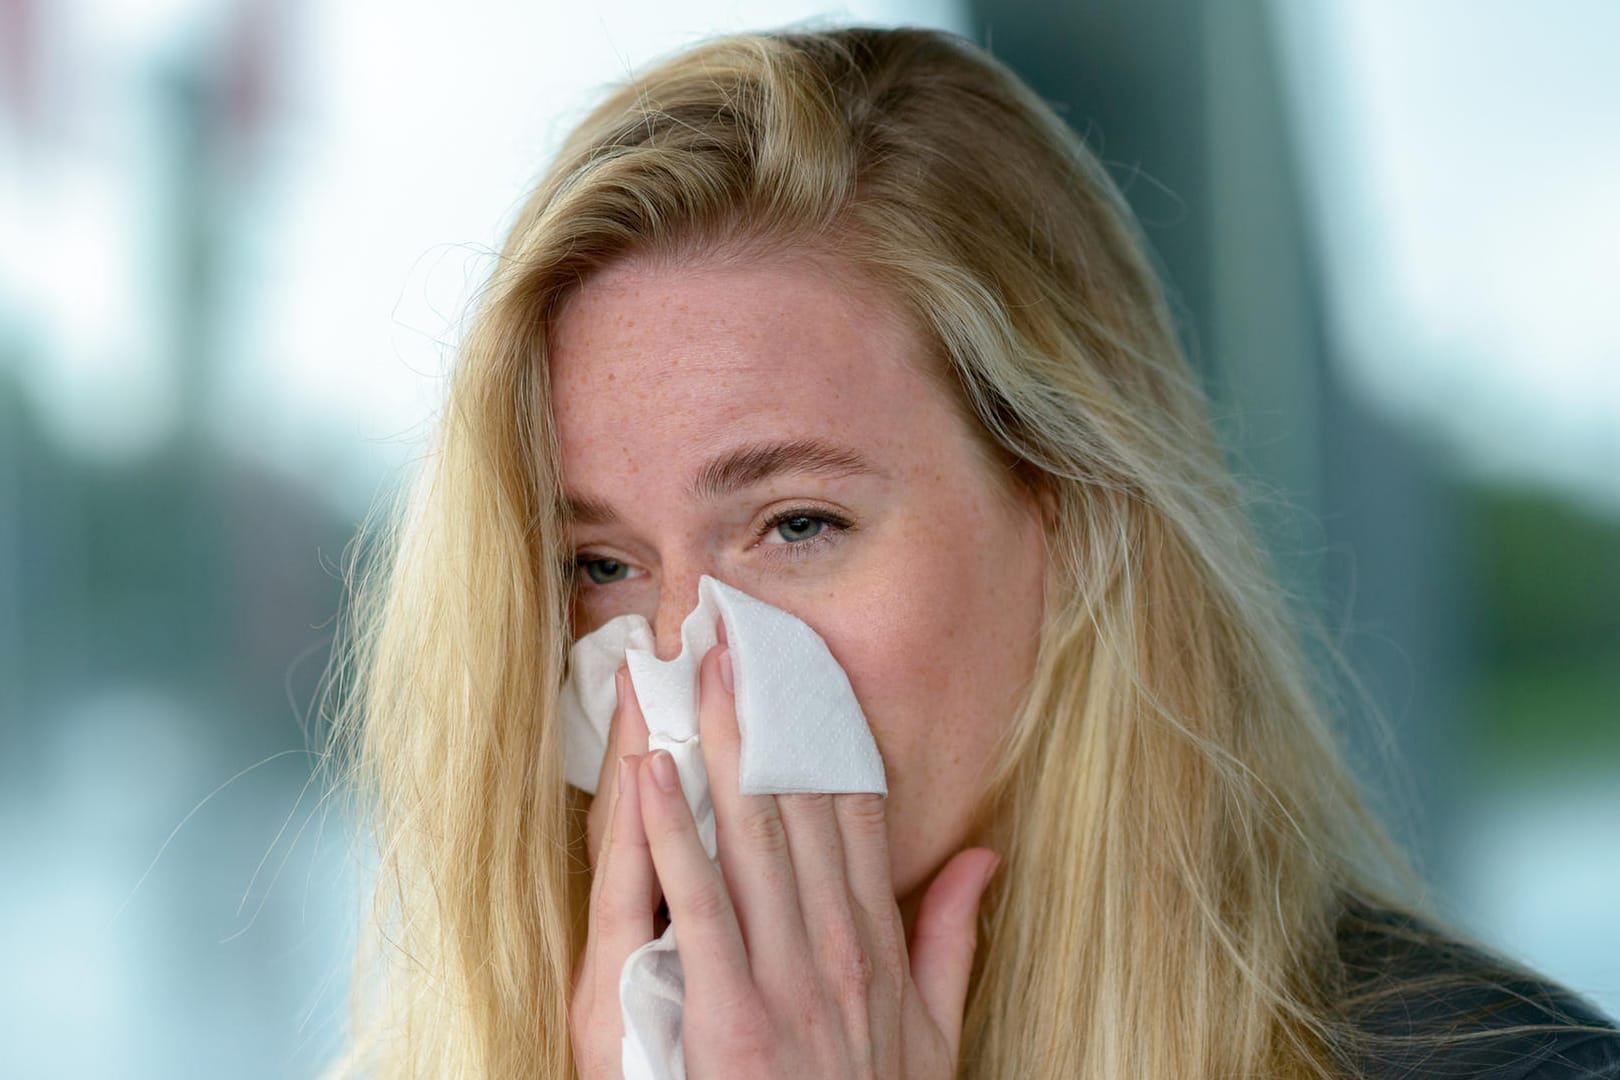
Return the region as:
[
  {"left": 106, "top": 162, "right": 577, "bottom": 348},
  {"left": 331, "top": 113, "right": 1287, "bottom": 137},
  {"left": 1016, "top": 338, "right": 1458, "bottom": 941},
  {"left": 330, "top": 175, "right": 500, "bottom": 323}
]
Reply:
[{"left": 317, "top": 25, "right": 1597, "bottom": 1079}]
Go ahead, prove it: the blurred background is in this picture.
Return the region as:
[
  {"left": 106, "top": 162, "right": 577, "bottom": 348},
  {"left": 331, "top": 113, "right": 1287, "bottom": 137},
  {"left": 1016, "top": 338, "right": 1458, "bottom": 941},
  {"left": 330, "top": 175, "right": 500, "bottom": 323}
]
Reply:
[{"left": 2, "top": 0, "right": 1616, "bottom": 1075}]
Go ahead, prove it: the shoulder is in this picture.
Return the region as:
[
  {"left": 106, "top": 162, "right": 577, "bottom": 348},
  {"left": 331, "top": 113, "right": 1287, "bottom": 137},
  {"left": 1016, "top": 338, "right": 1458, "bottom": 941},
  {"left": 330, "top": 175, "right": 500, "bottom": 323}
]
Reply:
[{"left": 1333, "top": 902, "right": 1620, "bottom": 1079}]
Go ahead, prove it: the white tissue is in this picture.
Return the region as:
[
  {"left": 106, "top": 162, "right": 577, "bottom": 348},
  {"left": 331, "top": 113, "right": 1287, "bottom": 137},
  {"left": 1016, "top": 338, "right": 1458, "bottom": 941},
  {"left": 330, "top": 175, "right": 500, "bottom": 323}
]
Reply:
[{"left": 561, "top": 574, "right": 886, "bottom": 1080}]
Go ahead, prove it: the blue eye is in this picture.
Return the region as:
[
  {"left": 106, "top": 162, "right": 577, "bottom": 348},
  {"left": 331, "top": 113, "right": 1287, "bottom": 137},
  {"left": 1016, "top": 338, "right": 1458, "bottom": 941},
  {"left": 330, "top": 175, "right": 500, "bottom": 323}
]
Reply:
[
  {"left": 577, "top": 557, "right": 629, "bottom": 585},
  {"left": 758, "top": 508, "right": 852, "bottom": 556},
  {"left": 772, "top": 514, "right": 827, "bottom": 542}
]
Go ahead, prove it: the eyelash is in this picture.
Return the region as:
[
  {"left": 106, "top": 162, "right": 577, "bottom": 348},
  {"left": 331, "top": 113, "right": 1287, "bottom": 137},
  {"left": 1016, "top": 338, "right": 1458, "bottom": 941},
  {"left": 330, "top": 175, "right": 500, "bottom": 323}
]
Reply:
[
  {"left": 756, "top": 506, "right": 853, "bottom": 558},
  {"left": 568, "top": 507, "right": 853, "bottom": 586}
]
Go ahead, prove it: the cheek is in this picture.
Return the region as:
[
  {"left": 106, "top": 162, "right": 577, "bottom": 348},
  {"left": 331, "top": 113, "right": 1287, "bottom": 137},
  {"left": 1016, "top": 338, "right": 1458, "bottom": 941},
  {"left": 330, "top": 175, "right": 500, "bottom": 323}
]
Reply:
[
  {"left": 830, "top": 497, "right": 1038, "bottom": 760},
  {"left": 807, "top": 495, "right": 1043, "bottom": 885},
  {"left": 812, "top": 529, "right": 984, "bottom": 763}
]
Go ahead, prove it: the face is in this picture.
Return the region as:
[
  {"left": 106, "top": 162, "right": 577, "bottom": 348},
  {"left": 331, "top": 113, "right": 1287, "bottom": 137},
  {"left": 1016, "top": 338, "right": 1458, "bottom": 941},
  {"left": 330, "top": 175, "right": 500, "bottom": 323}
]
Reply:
[{"left": 548, "top": 251, "right": 1047, "bottom": 915}]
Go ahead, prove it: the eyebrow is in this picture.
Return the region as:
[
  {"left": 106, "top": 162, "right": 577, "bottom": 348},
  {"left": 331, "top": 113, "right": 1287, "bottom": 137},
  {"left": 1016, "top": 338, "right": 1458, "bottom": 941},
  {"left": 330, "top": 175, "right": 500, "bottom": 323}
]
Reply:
[{"left": 563, "top": 437, "right": 882, "bottom": 526}]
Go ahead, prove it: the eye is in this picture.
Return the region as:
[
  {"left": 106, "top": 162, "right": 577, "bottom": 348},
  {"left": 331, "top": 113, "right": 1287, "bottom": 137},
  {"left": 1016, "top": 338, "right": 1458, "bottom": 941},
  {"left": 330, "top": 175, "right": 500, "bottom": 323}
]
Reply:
[
  {"left": 769, "top": 514, "right": 827, "bottom": 543},
  {"left": 757, "top": 507, "right": 853, "bottom": 555},
  {"left": 575, "top": 556, "right": 632, "bottom": 585}
]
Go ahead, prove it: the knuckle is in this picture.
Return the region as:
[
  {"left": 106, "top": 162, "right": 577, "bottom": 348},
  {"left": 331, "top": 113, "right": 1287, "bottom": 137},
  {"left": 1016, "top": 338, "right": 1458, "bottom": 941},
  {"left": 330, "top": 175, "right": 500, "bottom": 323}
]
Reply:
[
  {"left": 652, "top": 814, "right": 689, "bottom": 847},
  {"left": 819, "top": 928, "right": 875, "bottom": 1000},
  {"left": 588, "top": 880, "right": 627, "bottom": 926},
  {"left": 727, "top": 999, "right": 772, "bottom": 1049},
  {"left": 783, "top": 792, "right": 834, "bottom": 815},
  {"left": 738, "top": 804, "right": 789, "bottom": 855},
  {"left": 779, "top": 987, "right": 844, "bottom": 1059},
  {"left": 864, "top": 911, "right": 906, "bottom": 981},
  {"left": 839, "top": 794, "right": 887, "bottom": 840},
  {"left": 686, "top": 877, "right": 734, "bottom": 924},
  {"left": 693, "top": 989, "right": 772, "bottom": 1057}
]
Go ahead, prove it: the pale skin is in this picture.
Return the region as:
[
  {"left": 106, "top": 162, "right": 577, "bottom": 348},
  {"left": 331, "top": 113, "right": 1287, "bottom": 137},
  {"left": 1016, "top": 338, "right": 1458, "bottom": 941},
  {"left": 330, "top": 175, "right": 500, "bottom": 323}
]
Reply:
[{"left": 554, "top": 251, "right": 1048, "bottom": 1077}]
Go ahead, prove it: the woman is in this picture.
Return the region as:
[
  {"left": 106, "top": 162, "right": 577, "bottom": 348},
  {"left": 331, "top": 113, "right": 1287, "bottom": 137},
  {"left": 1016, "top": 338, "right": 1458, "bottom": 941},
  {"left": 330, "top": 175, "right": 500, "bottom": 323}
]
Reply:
[{"left": 321, "top": 25, "right": 1620, "bottom": 1079}]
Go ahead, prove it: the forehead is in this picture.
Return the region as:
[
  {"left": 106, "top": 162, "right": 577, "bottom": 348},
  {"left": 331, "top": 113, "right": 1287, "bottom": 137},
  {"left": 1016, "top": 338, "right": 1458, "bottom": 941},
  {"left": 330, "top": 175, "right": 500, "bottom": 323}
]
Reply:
[{"left": 546, "top": 255, "right": 958, "bottom": 469}]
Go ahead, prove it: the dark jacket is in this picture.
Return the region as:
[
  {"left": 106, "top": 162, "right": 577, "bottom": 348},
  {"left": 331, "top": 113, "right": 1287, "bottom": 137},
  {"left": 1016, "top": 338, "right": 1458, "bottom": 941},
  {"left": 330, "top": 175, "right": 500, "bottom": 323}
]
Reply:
[{"left": 1336, "top": 904, "right": 1620, "bottom": 1079}]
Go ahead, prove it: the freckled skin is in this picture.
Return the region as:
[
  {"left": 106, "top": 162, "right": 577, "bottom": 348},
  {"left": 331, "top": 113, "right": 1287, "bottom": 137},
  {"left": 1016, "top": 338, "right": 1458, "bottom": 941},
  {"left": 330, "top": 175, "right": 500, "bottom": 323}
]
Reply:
[{"left": 549, "top": 252, "right": 1047, "bottom": 927}]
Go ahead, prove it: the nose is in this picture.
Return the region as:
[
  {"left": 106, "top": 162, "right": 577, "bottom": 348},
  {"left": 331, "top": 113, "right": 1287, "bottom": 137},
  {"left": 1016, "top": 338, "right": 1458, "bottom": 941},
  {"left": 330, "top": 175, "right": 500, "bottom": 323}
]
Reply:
[{"left": 650, "top": 566, "right": 705, "bottom": 661}]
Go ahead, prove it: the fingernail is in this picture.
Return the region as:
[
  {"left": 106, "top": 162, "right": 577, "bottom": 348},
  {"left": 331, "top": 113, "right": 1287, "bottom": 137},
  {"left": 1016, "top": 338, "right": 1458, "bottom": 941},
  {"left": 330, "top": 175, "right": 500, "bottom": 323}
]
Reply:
[
  {"left": 983, "top": 853, "right": 1003, "bottom": 889},
  {"left": 719, "top": 647, "right": 733, "bottom": 693},
  {"left": 649, "top": 750, "right": 678, "bottom": 792},
  {"left": 615, "top": 755, "right": 629, "bottom": 796}
]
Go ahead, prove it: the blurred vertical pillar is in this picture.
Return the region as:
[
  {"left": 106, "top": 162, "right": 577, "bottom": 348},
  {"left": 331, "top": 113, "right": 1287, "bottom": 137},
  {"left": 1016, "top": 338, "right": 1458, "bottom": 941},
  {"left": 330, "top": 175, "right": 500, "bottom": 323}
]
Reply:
[
  {"left": 1, "top": 374, "right": 18, "bottom": 730},
  {"left": 968, "top": 0, "right": 1467, "bottom": 883},
  {"left": 0, "top": 0, "right": 31, "bottom": 731}
]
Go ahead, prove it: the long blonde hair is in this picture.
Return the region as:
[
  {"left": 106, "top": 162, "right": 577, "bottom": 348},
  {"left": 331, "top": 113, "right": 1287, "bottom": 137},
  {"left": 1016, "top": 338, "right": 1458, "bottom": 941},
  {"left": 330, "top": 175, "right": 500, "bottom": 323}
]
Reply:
[{"left": 319, "top": 25, "right": 1557, "bottom": 1079}]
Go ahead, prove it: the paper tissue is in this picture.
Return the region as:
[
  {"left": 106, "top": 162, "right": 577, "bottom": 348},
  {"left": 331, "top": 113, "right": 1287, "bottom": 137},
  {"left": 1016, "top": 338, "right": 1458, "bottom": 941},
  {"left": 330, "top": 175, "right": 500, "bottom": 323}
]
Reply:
[{"left": 561, "top": 574, "right": 886, "bottom": 1079}]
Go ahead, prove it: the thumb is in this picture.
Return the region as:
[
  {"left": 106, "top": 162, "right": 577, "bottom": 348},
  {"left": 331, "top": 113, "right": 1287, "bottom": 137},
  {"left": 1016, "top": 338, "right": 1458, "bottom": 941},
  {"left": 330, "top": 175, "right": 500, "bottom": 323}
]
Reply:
[{"left": 908, "top": 847, "right": 1001, "bottom": 1057}]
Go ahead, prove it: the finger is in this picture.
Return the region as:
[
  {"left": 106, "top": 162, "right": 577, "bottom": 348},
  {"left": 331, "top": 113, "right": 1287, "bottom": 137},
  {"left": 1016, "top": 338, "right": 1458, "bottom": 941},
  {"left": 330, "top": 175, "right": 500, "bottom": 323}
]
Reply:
[
  {"left": 588, "top": 664, "right": 650, "bottom": 869},
  {"left": 586, "top": 755, "right": 660, "bottom": 1001},
  {"left": 908, "top": 849, "right": 1000, "bottom": 1062},
  {"left": 830, "top": 791, "right": 906, "bottom": 1068},
  {"left": 635, "top": 748, "right": 753, "bottom": 1001},
  {"left": 778, "top": 793, "right": 877, "bottom": 1044},
  {"left": 697, "top": 643, "right": 809, "bottom": 973},
  {"left": 777, "top": 793, "right": 849, "bottom": 947},
  {"left": 835, "top": 792, "right": 896, "bottom": 925}
]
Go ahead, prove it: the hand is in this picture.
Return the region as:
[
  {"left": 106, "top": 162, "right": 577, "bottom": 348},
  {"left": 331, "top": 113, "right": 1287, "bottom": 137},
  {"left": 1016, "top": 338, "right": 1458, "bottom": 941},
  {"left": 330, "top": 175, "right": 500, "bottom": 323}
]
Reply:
[{"left": 631, "top": 642, "right": 1001, "bottom": 1078}]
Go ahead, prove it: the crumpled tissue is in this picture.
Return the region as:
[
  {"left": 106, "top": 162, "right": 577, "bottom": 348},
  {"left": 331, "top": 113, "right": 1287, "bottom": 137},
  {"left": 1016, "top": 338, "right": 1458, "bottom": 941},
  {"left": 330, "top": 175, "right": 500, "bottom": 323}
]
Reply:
[{"left": 561, "top": 574, "right": 886, "bottom": 1080}]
